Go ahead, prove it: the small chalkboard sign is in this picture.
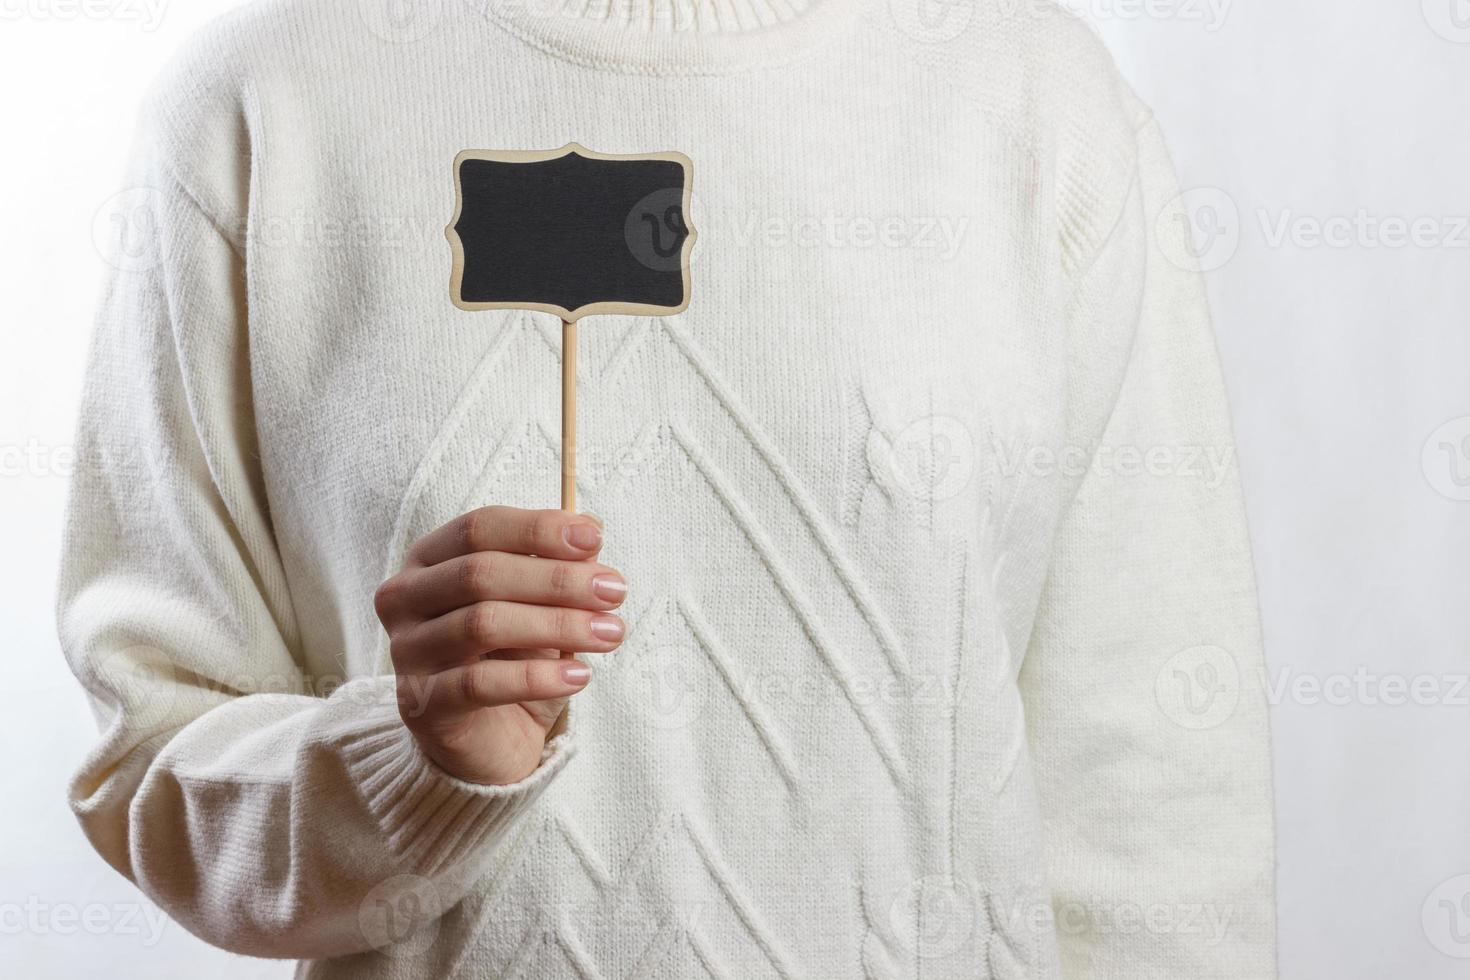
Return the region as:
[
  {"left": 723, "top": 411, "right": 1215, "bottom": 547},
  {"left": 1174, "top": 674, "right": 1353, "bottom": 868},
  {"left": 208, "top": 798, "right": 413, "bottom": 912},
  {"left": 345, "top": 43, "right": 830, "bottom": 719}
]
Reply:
[
  {"left": 446, "top": 143, "right": 695, "bottom": 728},
  {"left": 448, "top": 143, "right": 694, "bottom": 321},
  {"left": 445, "top": 141, "right": 696, "bottom": 522}
]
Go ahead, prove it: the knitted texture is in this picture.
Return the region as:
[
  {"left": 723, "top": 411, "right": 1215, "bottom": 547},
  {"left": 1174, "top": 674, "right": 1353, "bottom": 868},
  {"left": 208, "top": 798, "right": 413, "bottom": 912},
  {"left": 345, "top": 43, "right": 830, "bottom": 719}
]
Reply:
[{"left": 59, "top": 0, "right": 1277, "bottom": 976}]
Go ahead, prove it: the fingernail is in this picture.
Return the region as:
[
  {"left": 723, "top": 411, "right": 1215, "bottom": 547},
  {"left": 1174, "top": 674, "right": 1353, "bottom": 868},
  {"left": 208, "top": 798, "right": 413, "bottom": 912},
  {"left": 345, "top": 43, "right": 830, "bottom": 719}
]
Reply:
[
  {"left": 591, "top": 575, "right": 627, "bottom": 603},
  {"left": 562, "top": 663, "right": 592, "bottom": 686},
  {"left": 589, "top": 615, "right": 624, "bottom": 642},
  {"left": 564, "top": 521, "right": 602, "bottom": 552}
]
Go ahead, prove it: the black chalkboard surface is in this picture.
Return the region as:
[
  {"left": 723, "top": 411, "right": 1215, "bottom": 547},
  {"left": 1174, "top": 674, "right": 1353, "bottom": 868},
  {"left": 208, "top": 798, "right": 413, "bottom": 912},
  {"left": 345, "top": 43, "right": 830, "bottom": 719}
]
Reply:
[{"left": 447, "top": 143, "right": 695, "bottom": 322}]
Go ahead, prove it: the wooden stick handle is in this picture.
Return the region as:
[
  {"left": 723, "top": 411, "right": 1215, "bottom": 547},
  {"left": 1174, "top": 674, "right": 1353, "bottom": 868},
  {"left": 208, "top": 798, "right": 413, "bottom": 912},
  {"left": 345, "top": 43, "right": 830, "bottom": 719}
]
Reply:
[
  {"left": 561, "top": 318, "right": 577, "bottom": 512},
  {"left": 550, "top": 318, "right": 579, "bottom": 742}
]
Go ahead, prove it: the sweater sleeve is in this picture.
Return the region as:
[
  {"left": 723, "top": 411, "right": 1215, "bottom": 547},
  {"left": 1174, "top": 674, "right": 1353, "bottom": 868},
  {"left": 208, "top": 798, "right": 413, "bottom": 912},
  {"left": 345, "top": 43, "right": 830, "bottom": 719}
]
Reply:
[
  {"left": 58, "top": 118, "right": 574, "bottom": 960},
  {"left": 1018, "top": 113, "right": 1278, "bottom": 979}
]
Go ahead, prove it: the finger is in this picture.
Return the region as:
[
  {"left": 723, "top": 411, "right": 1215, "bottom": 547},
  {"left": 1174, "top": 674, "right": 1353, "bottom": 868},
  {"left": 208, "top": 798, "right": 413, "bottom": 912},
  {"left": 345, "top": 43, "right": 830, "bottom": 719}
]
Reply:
[
  {"left": 407, "top": 507, "right": 603, "bottom": 568},
  {"left": 395, "top": 649, "right": 553, "bottom": 721},
  {"left": 382, "top": 553, "right": 627, "bottom": 621},
  {"left": 409, "top": 657, "right": 594, "bottom": 714},
  {"left": 391, "top": 601, "right": 625, "bottom": 673},
  {"left": 481, "top": 647, "right": 562, "bottom": 662}
]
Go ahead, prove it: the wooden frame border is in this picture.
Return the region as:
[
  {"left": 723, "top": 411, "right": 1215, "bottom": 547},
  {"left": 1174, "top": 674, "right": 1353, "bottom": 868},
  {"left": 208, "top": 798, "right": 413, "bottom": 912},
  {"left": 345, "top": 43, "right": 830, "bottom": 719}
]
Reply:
[{"left": 446, "top": 141, "right": 696, "bottom": 322}]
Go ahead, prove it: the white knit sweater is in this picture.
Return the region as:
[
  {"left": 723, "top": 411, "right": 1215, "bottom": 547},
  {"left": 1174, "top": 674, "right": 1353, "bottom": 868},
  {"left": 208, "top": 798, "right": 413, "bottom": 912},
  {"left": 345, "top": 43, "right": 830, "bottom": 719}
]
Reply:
[{"left": 60, "top": 0, "right": 1276, "bottom": 977}]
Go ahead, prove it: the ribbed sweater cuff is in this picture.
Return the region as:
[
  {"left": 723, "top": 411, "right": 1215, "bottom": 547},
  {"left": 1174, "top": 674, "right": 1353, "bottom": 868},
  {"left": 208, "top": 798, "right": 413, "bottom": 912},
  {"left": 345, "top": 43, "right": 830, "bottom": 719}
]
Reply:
[{"left": 340, "top": 698, "right": 575, "bottom": 874}]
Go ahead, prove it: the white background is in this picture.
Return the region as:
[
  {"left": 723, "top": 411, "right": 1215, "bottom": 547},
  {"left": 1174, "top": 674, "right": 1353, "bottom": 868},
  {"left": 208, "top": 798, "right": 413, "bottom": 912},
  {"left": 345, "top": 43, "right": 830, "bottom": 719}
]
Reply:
[{"left": 1, "top": 1, "right": 1466, "bottom": 977}]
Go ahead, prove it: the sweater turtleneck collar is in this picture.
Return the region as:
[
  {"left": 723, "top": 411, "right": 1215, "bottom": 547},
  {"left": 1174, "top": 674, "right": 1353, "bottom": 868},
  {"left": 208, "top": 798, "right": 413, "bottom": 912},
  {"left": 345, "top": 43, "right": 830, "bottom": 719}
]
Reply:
[{"left": 472, "top": 0, "right": 863, "bottom": 75}]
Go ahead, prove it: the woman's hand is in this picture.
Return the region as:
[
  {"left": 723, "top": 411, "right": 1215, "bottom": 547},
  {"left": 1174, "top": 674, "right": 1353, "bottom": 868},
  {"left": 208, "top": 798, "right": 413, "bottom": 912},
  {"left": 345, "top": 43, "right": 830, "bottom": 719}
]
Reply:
[{"left": 374, "top": 506, "right": 626, "bottom": 785}]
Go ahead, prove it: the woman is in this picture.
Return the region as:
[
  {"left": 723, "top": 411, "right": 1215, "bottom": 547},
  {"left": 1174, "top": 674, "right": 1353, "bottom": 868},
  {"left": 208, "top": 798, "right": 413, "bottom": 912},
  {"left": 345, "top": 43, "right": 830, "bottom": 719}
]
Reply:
[{"left": 60, "top": 0, "right": 1277, "bottom": 975}]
